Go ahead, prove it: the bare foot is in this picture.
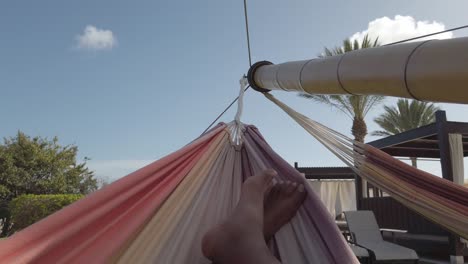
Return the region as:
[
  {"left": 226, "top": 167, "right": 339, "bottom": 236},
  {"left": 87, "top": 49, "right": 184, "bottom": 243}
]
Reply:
[
  {"left": 201, "top": 169, "right": 280, "bottom": 264},
  {"left": 264, "top": 180, "right": 307, "bottom": 241}
]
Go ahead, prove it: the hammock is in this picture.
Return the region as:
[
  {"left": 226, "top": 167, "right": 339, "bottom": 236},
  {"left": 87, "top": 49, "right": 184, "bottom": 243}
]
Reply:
[{"left": 0, "top": 122, "right": 357, "bottom": 263}]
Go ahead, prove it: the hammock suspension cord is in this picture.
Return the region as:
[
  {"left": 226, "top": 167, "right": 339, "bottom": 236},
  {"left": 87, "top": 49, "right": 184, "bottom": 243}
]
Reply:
[
  {"left": 200, "top": 0, "right": 254, "bottom": 135},
  {"left": 243, "top": 0, "right": 253, "bottom": 67},
  {"left": 383, "top": 24, "right": 468, "bottom": 46}
]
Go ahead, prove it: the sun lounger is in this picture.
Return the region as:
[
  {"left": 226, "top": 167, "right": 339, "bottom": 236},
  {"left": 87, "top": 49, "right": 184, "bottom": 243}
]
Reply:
[
  {"left": 349, "top": 243, "right": 371, "bottom": 264},
  {"left": 344, "top": 210, "right": 419, "bottom": 263}
]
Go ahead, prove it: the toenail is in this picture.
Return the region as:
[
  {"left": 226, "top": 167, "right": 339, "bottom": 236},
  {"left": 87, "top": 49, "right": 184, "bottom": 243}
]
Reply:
[
  {"left": 264, "top": 169, "right": 278, "bottom": 177},
  {"left": 292, "top": 182, "right": 297, "bottom": 187},
  {"left": 298, "top": 184, "right": 305, "bottom": 192}
]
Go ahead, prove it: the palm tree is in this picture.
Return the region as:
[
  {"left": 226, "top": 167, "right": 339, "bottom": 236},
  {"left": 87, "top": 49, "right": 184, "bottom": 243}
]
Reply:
[
  {"left": 300, "top": 35, "right": 385, "bottom": 143},
  {"left": 372, "top": 99, "right": 441, "bottom": 167}
]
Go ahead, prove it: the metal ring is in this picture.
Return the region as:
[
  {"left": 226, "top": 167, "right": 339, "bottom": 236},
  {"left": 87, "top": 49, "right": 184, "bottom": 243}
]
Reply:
[{"left": 247, "top": 61, "right": 273, "bottom": 93}]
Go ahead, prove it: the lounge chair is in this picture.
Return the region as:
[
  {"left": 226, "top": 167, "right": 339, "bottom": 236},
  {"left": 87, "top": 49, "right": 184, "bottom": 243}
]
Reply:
[
  {"left": 344, "top": 210, "right": 419, "bottom": 263},
  {"left": 349, "top": 243, "right": 371, "bottom": 264}
]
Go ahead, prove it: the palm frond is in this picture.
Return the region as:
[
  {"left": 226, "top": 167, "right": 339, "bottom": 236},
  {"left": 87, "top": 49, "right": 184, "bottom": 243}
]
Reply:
[
  {"left": 322, "top": 47, "right": 335, "bottom": 57},
  {"left": 373, "top": 37, "right": 380, "bottom": 47},
  {"left": 353, "top": 39, "right": 360, "bottom": 50},
  {"left": 299, "top": 94, "right": 353, "bottom": 119},
  {"left": 371, "top": 130, "right": 392, "bottom": 137},
  {"left": 371, "top": 99, "right": 441, "bottom": 137},
  {"left": 343, "top": 39, "right": 353, "bottom": 53},
  {"left": 363, "top": 95, "right": 385, "bottom": 117}
]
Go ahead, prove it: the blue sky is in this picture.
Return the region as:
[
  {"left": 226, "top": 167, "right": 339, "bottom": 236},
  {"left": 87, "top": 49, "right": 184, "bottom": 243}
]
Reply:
[{"left": 1, "top": 0, "right": 468, "bottom": 182}]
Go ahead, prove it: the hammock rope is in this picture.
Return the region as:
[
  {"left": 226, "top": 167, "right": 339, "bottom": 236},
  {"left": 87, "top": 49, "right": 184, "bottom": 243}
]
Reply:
[
  {"left": 265, "top": 93, "right": 468, "bottom": 239},
  {"left": 231, "top": 77, "right": 248, "bottom": 145}
]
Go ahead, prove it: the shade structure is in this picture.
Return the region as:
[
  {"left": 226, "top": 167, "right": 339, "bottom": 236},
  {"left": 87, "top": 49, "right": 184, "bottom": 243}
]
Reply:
[
  {"left": 0, "top": 122, "right": 357, "bottom": 264},
  {"left": 247, "top": 37, "right": 468, "bottom": 104}
]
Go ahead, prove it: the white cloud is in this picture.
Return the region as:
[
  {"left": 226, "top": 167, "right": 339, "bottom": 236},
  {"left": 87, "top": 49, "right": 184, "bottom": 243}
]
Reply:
[
  {"left": 350, "top": 15, "right": 453, "bottom": 45},
  {"left": 76, "top": 25, "right": 117, "bottom": 50}
]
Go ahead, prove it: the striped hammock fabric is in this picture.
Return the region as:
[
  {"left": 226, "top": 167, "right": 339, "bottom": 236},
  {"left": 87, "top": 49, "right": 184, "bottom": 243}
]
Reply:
[
  {"left": 0, "top": 122, "right": 357, "bottom": 263},
  {"left": 266, "top": 93, "right": 468, "bottom": 240}
]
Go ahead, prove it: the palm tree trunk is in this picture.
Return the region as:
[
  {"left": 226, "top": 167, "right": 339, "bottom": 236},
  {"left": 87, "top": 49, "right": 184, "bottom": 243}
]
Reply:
[
  {"left": 352, "top": 117, "right": 367, "bottom": 143},
  {"left": 410, "top": 157, "right": 418, "bottom": 168},
  {"left": 351, "top": 116, "right": 368, "bottom": 201}
]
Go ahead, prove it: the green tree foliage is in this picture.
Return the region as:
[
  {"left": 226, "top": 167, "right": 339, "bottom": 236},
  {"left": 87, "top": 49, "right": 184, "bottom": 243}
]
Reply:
[
  {"left": 372, "top": 99, "right": 440, "bottom": 136},
  {"left": 9, "top": 194, "right": 83, "bottom": 234},
  {"left": 0, "top": 131, "right": 97, "bottom": 236},
  {"left": 300, "top": 35, "right": 385, "bottom": 142},
  {"left": 372, "top": 99, "right": 441, "bottom": 167}
]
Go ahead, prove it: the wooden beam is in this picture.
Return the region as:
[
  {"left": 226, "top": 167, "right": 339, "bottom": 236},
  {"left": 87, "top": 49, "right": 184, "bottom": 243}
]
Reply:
[
  {"left": 296, "top": 167, "right": 356, "bottom": 180},
  {"left": 305, "top": 175, "right": 355, "bottom": 180},
  {"left": 388, "top": 140, "right": 468, "bottom": 151},
  {"left": 436, "top": 111, "right": 453, "bottom": 181},
  {"left": 446, "top": 121, "right": 468, "bottom": 134},
  {"left": 296, "top": 167, "right": 354, "bottom": 175},
  {"left": 368, "top": 123, "right": 437, "bottom": 148},
  {"left": 389, "top": 146, "right": 439, "bottom": 151},
  {"left": 396, "top": 141, "right": 439, "bottom": 149},
  {"left": 355, "top": 174, "right": 363, "bottom": 210},
  {"left": 436, "top": 111, "right": 463, "bottom": 257},
  {"left": 381, "top": 148, "right": 441, "bottom": 158}
]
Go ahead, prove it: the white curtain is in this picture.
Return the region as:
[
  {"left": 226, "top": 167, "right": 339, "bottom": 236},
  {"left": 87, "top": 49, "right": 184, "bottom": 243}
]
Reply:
[
  {"left": 320, "top": 182, "right": 340, "bottom": 217},
  {"left": 449, "top": 134, "right": 468, "bottom": 247},
  {"left": 308, "top": 180, "right": 356, "bottom": 218},
  {"left": 449, "top": 134, "right": 464, "bottom": 185},
  {"left": 308, "top": 180, "right": 322, "bottom": 194},
  {"left": 337, "top": 181, "right": 356, "bottom": 215}
]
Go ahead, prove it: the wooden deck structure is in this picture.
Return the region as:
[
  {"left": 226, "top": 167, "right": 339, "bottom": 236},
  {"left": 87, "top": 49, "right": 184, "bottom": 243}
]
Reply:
[{"left": 293, "top": 164, "right": 355, "bottom": 180}]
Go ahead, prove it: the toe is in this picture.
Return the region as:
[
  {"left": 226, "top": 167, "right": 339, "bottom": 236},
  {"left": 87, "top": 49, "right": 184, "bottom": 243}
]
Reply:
[
  {"left": 273, "top": 181, "right": 282, "bottom": 193},
  {"left": 246, "top": 169, "right": 277, "bottom": 192},
  {"left": 260, "top": 169, "right": 277, "bottom": 186},
  {"left": 284, "top": 181, "right": 298, "bottom": 195},
  {"left": 295, "top": 184, "right": 307, "bottom": 203},
  {"left": 298, "top": 183, "right": 305, "bottom": 193},
  {"left": 264, "top": 180, "right": 277, "bottom": 197},
  {"left": 266, "top": 181, "right": 281, "bottom": 200}
]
